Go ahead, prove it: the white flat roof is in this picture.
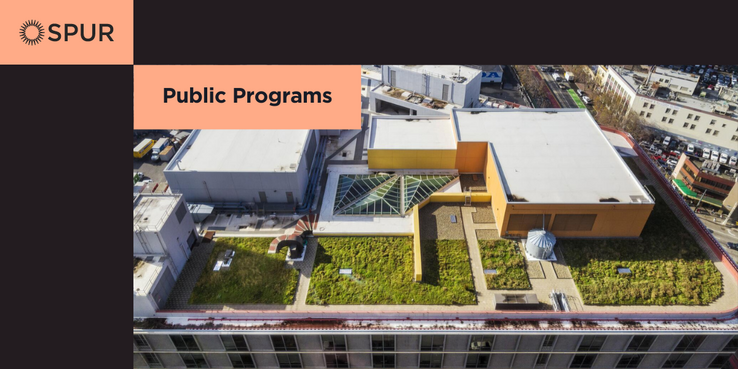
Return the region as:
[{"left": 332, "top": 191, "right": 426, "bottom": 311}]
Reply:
[
  {"left": 134, "top": 259, "right": 163, "bottom": 295},
  {"left": 133, "top": 194, "right": 180, "bottom": 231},
  {"left": 166, "top": 129, "right": 310, "bottom": 172},
  {"left": 369, "top": 117, "right": 457, "bottom": 150},
  {"left": 453, "top": 109, "right": 653, "bottom": 204}
]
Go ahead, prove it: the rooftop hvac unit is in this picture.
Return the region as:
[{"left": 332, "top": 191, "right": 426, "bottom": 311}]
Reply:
[{"left": 526, "top": 229, "right": 556, "bottom": 260}]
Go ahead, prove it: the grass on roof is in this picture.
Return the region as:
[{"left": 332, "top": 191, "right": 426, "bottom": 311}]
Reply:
[
  {"left": 478, "top": 239, "right": 532, "bottom": 290},
  {"left": 306, "top": 237, "right": 476, "bottom": 305},
  {"left": 189, "top": 238, "right": 298, "bottom": 305},
  {"left": 561, "top": 186, "right": 722, "bottom": 305}
]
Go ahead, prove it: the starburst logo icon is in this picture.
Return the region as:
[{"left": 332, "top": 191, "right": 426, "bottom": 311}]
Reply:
[{"left": 20, "top": 20, "right": 45, "bottom": 46}]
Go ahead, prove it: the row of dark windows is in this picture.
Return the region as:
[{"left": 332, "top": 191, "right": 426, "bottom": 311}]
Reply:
[
  {"left": 135, "top": 334, "right": 737, "bottom": 353},
  {"left": 507, "top": 214, "right": 597, "bottom": 232},
  {"left": 138, "top": 352, "right": 734, "bottom": 369}
]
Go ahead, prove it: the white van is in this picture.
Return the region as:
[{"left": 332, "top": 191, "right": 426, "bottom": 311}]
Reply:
[
  {"left": 702, "top": 148, "right": 711, "bottom": 159},
  {"left": 711, "top": 150, "right": 720, "bottom": 161},
  {"left": 687, "top": 144, "right": 695, "bottom": 154},
  {"left": 663, "top": 136, "right": 671, "bottom": 146},
  {"left": 729, "top": 156, "right": 737, "bottom": 166},
  {"left": 719, "top": 152, "right": 728, "bottom": 164}
]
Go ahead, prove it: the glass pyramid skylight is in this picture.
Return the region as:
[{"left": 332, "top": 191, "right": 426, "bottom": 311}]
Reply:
[{"left": 333, "top": 173, "right": 458, "bottom": 216}]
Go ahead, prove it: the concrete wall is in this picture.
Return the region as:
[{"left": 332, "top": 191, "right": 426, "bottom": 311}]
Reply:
[
  {"left": 368, "top": 149, "right": 457, "bottom": 170},
  {"left": 133, "top": 196, "right": 196, "bottom": 279},
  {"left": 165, "top": 169, "right": 308, "bottom": 206}
]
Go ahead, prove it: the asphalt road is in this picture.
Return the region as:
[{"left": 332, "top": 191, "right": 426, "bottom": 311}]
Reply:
[
  {"left": 694, "top": 212, "right": 738, "bottom": 263},
  {"left": 537, "top": 66, "right": 579, "bottom": 108}
]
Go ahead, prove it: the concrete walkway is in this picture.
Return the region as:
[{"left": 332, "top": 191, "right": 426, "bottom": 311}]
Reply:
[
  {"left": 289, "top": 237, "right": 319, "bottom": 309},
  {"left": 460, "top": 206, "right": 497, "bottom": 307}
]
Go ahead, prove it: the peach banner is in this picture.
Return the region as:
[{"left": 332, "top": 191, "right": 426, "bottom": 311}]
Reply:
[
  {"left": 0, "top": 0, "right": 132, "bottom": 64},
  {"left": 134, "top": 65, "right": 360, "bottom": 130}
]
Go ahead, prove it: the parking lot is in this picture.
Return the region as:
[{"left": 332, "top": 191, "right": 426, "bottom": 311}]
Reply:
[
  {"left": 479, "top": 65, "right": 528, "bottom": 107},
  {"left": 660, "top": 64, "right": 737, "bottom": 90},
  {"left": 133, "top": 130, "right": 188, "bottom": 184}
]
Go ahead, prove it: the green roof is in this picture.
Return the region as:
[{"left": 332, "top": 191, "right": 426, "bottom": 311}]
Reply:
[{"left": 672, "top": 179, "right": 723, "bottom": 208}]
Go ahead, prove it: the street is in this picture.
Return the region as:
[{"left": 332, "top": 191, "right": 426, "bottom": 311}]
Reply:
[
  {"left": 536, "top": 65, "right": 580, "bottom": 108},
  {"left": 694, "top": 212, "right": 738, "bottom": 264}
]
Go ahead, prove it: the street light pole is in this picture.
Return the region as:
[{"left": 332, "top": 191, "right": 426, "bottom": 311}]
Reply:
[{"left": 694, "top": 189, "right": 706, "bottom": 210}]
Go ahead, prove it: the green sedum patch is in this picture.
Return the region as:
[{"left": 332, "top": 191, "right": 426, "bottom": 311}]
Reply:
[
  {"left": 189, "top": 238, "right": 298, "bottom": 305},
  {"left": 478, "top": 239, "right": 532, "bottom": 290},
  {"left": 561, "top": 186, "right": 722, "bottom": 305},
  {"left": 307, "top": 237, "right": 476, "bottom": 305}
]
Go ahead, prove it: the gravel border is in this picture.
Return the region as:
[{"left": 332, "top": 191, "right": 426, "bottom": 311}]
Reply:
[
  {"left": 472, "top": 207, "right": 495, "bottom": 224},
  {"left": 475, "top": 229, "right": 500, "bottom": 240}
]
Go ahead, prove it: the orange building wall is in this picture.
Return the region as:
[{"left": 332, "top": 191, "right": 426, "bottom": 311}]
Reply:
[
  {"left": 500, "top": 203, "right": 654, "bottom": 238},
  {"left": 483, "top": 143, "right": 509, "bottom": 229},
  {"left": 455, "top": 142, "right": 487, "bottom": 173},
  {"left": 368, "top": 149, "right": 456, "bottom": 169}
]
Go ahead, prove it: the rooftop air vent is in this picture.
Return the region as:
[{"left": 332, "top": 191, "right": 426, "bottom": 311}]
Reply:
[
  {"left": 289, "top": 163, "right": 297, "bottom": 170},
  {"left": 629, "top": 195, "right": 648, "bottom": 203}
]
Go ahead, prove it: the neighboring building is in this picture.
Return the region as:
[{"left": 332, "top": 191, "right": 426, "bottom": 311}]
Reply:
[
  {"left": 647, "top": 67, "right": 700, "bottom": 96},
  {"left": 602, "top": 66, "right": 738, "bottom": 154},
  {"left": 370, "top": 65, "right": 482, "bottom": 116},
  {"left": 722, "top": 181, "right": 738, "bottom": 225},
  {"left": 134, "top": 193, "right": 197, "bottom": 318},
  {"left": 672, "top": 153, "right": 737, "bottom": 209},
  {"left": 466, "top": 65, "right": 504, "bottom": 83},
  {"left": 164, "top": 130, "right": 322, "bottom": 210}
]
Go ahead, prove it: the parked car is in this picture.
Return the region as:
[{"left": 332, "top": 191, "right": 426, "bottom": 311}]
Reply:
[
  {"left": 703, "top": 148, "right": 712, "bottom": 159},
  {"left": 719, "top": 152, "right": 729, "bottom": 164},
  {"left": 687, "top": 144, "right": 695, "bottom": 154},
  {"left": 667, "top": 158, "right": 678, "bottom": 166},
  {"left": 558, "top": 83, "right": 568, "bottom": 90},
  {"left": 727, "top": 242, "right": 738, "bottom": 250}
]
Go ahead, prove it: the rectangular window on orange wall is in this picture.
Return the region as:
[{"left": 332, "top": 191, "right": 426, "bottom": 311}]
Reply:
[
  {"left": 507, "top": 214, "right": 552, "bottom": 231},
  {"left": 551, "top": 215, "right": 597, "bottom": 232}
]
